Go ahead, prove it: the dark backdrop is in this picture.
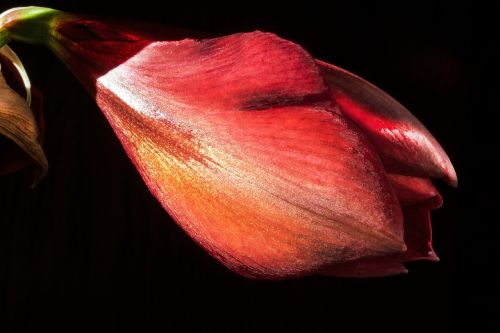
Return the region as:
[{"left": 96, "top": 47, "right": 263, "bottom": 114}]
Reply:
[{"left": 0, "top": 1, "right": 496, "bottom": 331}]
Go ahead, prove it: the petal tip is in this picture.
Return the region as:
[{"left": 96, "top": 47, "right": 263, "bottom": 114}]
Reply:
[
  {"left": 431, "top": 252, "right": 440, "bottom": 262},
  {"left": 434, "top": 146, "right": 457, "bottom": 186},
  {"left": 444, "top": 162, "right": 458, "bottom": 187}
]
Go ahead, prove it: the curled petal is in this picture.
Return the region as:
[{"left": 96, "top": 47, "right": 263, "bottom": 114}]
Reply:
[
  {"left": 0, "top": 44, "right": 31, "bottom": 102},
  {"left": 0, "top": 88, "right": 43, "bottom": 176},
  {"left": 388, "top": 174, "right": 443, "bottom": 209},
  {"left": 398, "top": 204, "right": 438, "bottom": 262},
  {"left": 317, "top": 60, "right": 457, "bottom": 186}
]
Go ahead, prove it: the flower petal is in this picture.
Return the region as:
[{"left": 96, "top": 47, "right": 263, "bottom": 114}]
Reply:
[
  {"left": 321, "top": 257, "right": 408, "bottom": 278},
  {"left": 398, "top": 204, "right": 438, "bottom": 262},
  {"left": 322, "top": 203, "right": 437, "bottom": 278},
  {"left": 317, "top": 60, "right": 457, "bottom": 186},
  {"left": 388, "top": 174, "right": 443, "bottom": 209},
  {"left": 102, "top": 102, "right": 407, "bottom": 278},
  {"left": 54, "top": 27, "right": 406, "bottom": 278}
]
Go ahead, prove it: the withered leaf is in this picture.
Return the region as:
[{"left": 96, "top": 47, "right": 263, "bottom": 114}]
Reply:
[{"left": 0, "top": 45, "right": 47, "bottom": 185}]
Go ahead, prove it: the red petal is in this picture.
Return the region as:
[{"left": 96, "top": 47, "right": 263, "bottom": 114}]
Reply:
[
  {"left": 321, "top": 257, "right": 408, "bottom": 278},
  {"left": 319, "top": 189, "right": 440, "bottom": 277},
  {"left": 322, "top": 203, "right": 437, "bottom": 278},
  {"left": 317, "top": 60, "right": 457, "bottom": 186},
  {"left": 106, "top": 102, "right": 406, "bottom": 279},
  {"left": 51, "top": 23, "right": 407, "bottom": 278},
  {"left": 388, "top": 174, "right": 443, "bottom": 209},
  {"left": 398, "top": 205, "right": 438, "bottom": 262}
]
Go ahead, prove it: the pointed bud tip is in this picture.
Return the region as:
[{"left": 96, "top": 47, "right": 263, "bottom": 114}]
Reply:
[
  {"left": 435, "top": 150, "right": 457, "bottom": 187},
  {"left": 444, "top": 162, "right": 458, "bottom": 187}
]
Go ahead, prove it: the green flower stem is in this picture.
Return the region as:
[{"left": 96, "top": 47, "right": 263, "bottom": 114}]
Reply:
[
  {"left": 0, "top": 29, "right": 8, "bottom": 47},
  {"left": 0, "top": 7, "right": 62, "bottom": 48}
]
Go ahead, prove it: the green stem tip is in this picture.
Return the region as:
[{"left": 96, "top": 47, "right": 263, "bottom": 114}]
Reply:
[{"left": 0, "top": 6, "right": 62, "bottom": 47}]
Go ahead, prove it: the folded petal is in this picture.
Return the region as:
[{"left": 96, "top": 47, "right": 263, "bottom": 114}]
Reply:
[
  {"left": 45, "top": 22, "right": 407, "bottom": 278},
  {"left": 322, "top": 202, "right": 437, "bottom": 278},
  {"left": 320, "top": 257, "right": 408, "bottom": 278},
  {"left": 388, "top": 174, "right": 443, "bottom": 209},
  {"left": 317, "top": 60, "right": 457, "bottom": 186},
  {"left": 0, "top": 88, "right": 43, "bottom": 176},
  {"left": 386, "top": 176, "right": 442, "bottom": 264},
  {"left": 398, "top": 204, "right": 438, "bottom": 262}
]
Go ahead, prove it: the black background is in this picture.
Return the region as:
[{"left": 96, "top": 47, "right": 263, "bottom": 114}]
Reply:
[{"left": 0, "top": 0, "right": 497, "bottom": 331}]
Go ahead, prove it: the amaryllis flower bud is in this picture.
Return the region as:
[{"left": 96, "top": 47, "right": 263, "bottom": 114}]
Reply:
[{"left": 0, "top": 7, "right": 456, "bottom": 278}]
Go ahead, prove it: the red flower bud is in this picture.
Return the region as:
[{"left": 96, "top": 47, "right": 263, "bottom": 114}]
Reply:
[{"left": 0, "top": 7, "right": 456, "bottom": 278}]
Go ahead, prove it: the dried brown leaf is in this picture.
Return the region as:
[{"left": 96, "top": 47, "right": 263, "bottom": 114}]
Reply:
[{"left": 0, "top": 45, "right": 47, "bottom": 185}]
